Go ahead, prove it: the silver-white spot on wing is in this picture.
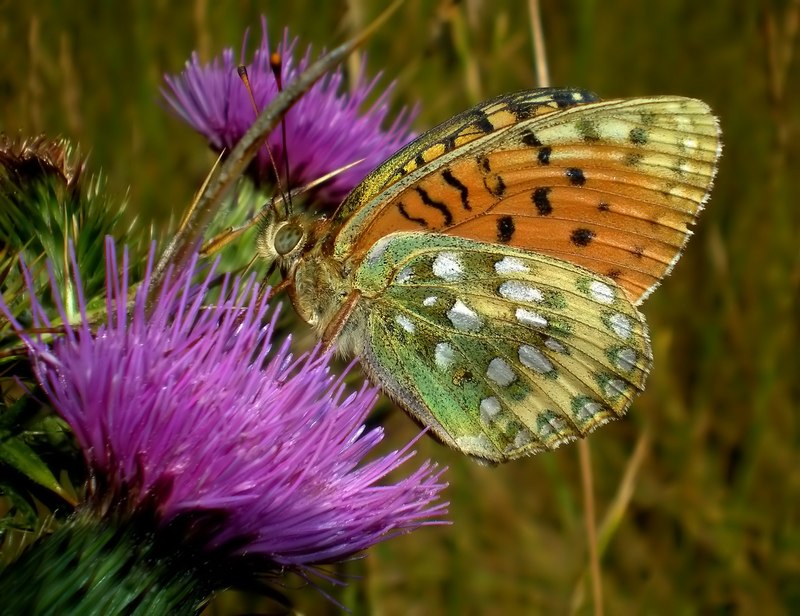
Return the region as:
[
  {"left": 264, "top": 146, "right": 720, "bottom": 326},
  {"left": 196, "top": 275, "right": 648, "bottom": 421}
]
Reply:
[
  {"left": 395, "top": 314, "right": 415, "bottom": 333},
  {"left": 515, "top": 308, "right": 548, "bottom": 329},
  {"left": 498, "top": 280, "right": 544, "bottom": 303},
  {"left": 432, "top": 252, "right": 464, "bottom": 282},
  {"left": 434, "top": 342, "right": 457, "bottom": 371},
  {"left": 447, "top": 300, "right": 483, "bottom": 331},
  {"left": 519, "top": 345, "right": 554, "bottom": 374},
  {"left": 609, "top": 312, "right": 632, "bottom": 339},
  {"left": 494, "top": 256, "right": 530, "bottom": 275},
  {"left": 589, "top": 280, "right": 615, "bottom": 304},
  {"left": 486, "top": 357, "right": 517, "bottom": 386},
  {"left": 480, "top": 396, "right": 502, "bottom": 422}
]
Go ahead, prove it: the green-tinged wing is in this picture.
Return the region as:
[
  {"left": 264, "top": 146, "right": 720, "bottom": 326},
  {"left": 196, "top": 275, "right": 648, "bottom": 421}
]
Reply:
[{"left": 353, "top": 232, "right": 652, "bottom": 463}]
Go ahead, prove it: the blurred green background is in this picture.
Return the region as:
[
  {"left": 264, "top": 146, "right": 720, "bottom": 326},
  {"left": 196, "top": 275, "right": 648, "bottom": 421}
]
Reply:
[{"left": 2, "top": 0, "right": 798, "bottom": 613}]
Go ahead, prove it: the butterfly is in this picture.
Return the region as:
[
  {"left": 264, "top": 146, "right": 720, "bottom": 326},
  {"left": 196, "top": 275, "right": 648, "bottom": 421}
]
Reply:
[{"left": 257, "top": 88, "right": 721, "bottom": 463}]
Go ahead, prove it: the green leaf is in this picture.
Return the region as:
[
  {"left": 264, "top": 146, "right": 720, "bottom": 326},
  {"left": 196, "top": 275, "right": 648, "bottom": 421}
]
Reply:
[{"left": 0, "top": 432, "right": 70, "bottom": 501}]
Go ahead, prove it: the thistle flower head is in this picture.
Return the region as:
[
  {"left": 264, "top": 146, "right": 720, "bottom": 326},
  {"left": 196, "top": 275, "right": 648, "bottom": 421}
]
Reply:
[
  {"left": 162, "top": 18, "right": 417, "bottom": 206},
  {"left": 6, "top": 241, "right": 446, "bottom": 575}
]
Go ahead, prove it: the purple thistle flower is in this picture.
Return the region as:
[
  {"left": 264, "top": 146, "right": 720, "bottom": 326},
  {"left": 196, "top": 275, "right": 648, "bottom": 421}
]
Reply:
[
  {"left": 5, "top": 240, "right": 447, "bottom": 575},
  {"left": 162, "top": 18, "right": 417, "bottom": 206}
]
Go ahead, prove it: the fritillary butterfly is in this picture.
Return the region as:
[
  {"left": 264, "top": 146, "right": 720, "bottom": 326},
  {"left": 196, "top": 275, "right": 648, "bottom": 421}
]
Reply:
[{"left": 259, "top": 88, "right": 721, "bottom": 463}]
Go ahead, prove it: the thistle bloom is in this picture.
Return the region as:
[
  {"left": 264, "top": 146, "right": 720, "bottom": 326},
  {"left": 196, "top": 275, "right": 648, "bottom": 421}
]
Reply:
[
  {"left": 162, "top": 18, "right": 417, "bottom": 206},
  {"left": 1, "top": 241, "right": 446, "bottom": 612}
]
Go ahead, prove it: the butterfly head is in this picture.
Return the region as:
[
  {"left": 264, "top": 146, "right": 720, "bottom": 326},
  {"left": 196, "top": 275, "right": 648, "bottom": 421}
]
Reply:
[
  {"left": 255, "top": 206, "right": 313, "bottom": 271},
  {"left": 256, "top": 206, "right": 350, "bottom": 331}
]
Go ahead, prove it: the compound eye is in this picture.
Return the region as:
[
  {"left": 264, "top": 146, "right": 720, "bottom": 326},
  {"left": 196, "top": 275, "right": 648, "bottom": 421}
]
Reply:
[{"left": 274, "top": 222, "right": 304, "bottom": 255}]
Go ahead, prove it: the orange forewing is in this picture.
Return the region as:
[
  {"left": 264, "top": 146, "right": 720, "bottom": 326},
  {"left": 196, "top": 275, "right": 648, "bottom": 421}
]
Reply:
[{"left": 341, "top": 97, "right": 719, "bottom": 305}]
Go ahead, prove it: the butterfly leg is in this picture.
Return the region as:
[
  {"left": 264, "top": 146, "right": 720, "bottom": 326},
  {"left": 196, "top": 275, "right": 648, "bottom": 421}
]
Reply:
[
  {"left": 199, "top": 199, "right": 279, "bottom": 258},
  {"left": 320, "top": 290, "right": 362, "bottom": 353}
]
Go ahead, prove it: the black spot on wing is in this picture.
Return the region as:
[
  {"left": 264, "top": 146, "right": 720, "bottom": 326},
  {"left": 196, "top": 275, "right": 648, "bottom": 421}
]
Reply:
[
  {"left": 533, "top": 187, "right": 553, "bottom": 215},
  {"left": 521, "top": 129, "right": 542, "bottom": 147},
  {"left": 486, "top": 174, "right": 506, "bottom": 198},
  {"left": 550, "top": 89, "right": 598, "bottom": 108},
  {"left": 565, "top": 167, "right": 586, "bottom": 186},
  {"left": 441, "top": 169, "right": 471, "bottom": 211},
  {"left": 538, "top": 146, "right": 552, "bottom": 165},
  {"left": 506, "top": 99, "right": 541, "bottom": 119},
  {"left": 497, "top": 216, "right": 515, "bottom": 242},
  {"left": 415, "top": 186, "right": 453, "bottom": 226},
  {"left": 629, "top": 127, "right": 648, "bottom": 145},
  {"left": 478, "top": 155, "right": 505, "bottom": 198},
  {"left": 474, "top": 114, "right": 494, "bottom": 134},
  {"left": 397, "top": 201, "right": 428, "bottom": 227},
  {"left": 570, "top": 228, "right": 595, "bottom": 247}
]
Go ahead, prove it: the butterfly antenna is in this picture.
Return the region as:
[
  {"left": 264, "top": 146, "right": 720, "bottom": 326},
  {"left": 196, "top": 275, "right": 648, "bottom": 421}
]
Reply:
[
  {"left": 269, "top": 51, "right": 294, "bottom": 216},
  {"left": 237, "top": 64, "right": 291, "bottom": 219},
  {"left": 200, "top": 158, "right": 363, "bottom": 258},
  {"left": 178, "top": 151, "right": 225, "bottom": 234}
]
